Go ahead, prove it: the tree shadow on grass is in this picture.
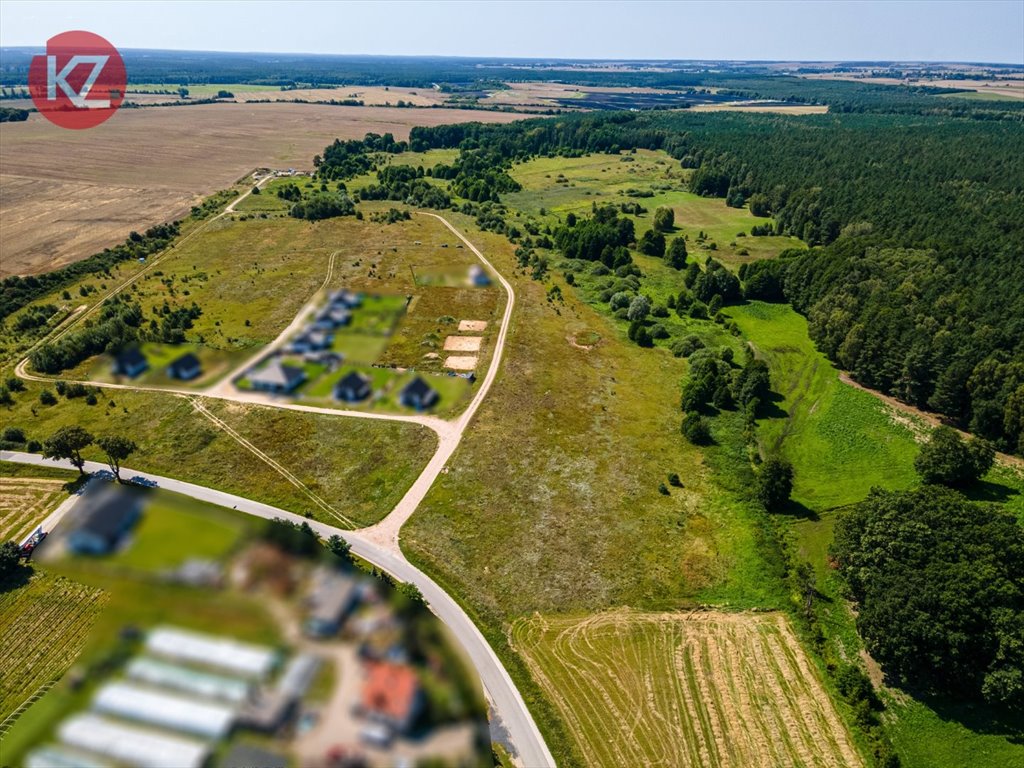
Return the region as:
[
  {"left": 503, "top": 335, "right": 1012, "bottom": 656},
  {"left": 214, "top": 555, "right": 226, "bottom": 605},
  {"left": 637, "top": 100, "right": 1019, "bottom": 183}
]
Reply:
[
  {"left": 960, "top": 479, "right": 1020, "bottom": 505},
  {"left": 757, "top": 390, "right": 789, "bottom": 420},
  {"left": 903, "top": 688, "right": 1024, "bottom": 744},
  {"left": 776, "top": 498, "right": 820, "bottom": 521}
]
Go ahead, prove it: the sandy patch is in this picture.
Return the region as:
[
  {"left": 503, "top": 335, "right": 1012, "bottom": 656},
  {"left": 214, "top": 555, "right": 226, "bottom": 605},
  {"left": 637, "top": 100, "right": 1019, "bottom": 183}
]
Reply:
[
  {"left": 444, "top": 356, "right": 477, "bottom": 371},
  {"left": 458, "top": 320, "right": 488, "bottom": 332},
  {"left": 444, "top": 335, "right": 482, "bottom": 352}
]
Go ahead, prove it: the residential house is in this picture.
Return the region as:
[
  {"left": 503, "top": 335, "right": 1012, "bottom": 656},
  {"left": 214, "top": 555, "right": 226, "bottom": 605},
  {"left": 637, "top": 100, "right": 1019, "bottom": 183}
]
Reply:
[
  {"left": 468, "top": 264, "right": 491, "bottom": 286},
  {"left": 114, "top": 348, "right": 148, "bottom": 378},
  {"left": 167, "top": 352, "right": 202, "bottom": 381},
  {"left": 334, "top": 371, "right": 372, "bottom": 403},
  {"left": 399, "top": 376, "right": 439, "bottom": 411},
  {"left": 356, "top": 661, "right": 423, "bottom": 734},
  {"left": 67, "top": 486, "right": 143, "bottom": 555},
  {"left": 248, "top": 360, "right": 306, "bottom": 394}
]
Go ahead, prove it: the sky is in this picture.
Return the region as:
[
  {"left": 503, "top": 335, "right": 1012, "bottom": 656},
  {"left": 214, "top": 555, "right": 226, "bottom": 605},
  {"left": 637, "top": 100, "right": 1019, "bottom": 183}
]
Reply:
[{"left": 1, "top": 0, "right": 1022, "bottom": 64}]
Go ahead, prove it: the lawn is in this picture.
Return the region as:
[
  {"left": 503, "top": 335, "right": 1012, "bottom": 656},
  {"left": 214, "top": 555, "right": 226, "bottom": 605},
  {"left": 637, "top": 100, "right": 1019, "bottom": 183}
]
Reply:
[
  {"left": 724, "top": 301, "right": 921, "bottom": 510},
  {"left": 512, "top": 610, "right": 863, "bottom": 768},
  {"left": 105, "top": 490, "right": 250, "bottom": 572}
]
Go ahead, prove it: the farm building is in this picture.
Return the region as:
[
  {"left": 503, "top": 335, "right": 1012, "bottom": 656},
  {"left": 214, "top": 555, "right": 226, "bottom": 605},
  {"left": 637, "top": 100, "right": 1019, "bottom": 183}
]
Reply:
[
  {"left": 125, "top": 657, "right": 251, "bottom": 704},
  {"left": 67, "top": 486, "right": 142, "bottom": 555},
  {"left": 334, "top": 370, "right": 372, "bottom": 402},
  {"left": 248, "top": 359, "right": 306, "bottom": 393},
  {"left": 56, "top": 714, "right": 209, "bottom": 768},
  {"left": 304, "top": 566, "right": 359, "bottom": 637},
  {"left": 357, "top": 661, "right": 424, "bottom": 734},
  {"left": 400, "top": 376, "right": 439, "bottom": 411},
  {"left": 92, "top": 681, "right": 235, "bottom": 738},
  {"left": 167, "top": 352, "right": 202, "bottom": 380},
  {"left": 114, "top": 347, "right": 148, "bottom": 378},
  {"left": 145, "top": 626, "right": 278, "bottom": 678}
]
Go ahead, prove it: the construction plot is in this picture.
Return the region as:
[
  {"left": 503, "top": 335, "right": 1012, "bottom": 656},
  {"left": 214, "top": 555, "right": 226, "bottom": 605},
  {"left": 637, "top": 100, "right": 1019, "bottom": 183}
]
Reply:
[
  {"left": 512, "top": 609, "right": 863, "bottom": 768},
  {"left": 458, "top": 320, "right": 488, "bottom": 332},
  {"left": 443, "top": 336, "right": 483, "bottom": 352},
  {"left": 444, "top": 356, "right": 478, "bottom": 371}
]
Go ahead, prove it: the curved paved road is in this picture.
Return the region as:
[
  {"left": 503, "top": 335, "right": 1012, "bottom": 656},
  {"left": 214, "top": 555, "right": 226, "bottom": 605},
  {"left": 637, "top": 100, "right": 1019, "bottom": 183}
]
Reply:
[{"left": 2, "top": 450, "right": 554, "bottom": 768}]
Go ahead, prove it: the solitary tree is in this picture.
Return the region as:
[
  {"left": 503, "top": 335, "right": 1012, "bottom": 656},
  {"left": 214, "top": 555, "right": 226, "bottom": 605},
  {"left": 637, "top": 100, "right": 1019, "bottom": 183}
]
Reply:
[
  {"left": 327, "top": 534, "right": 351, "bottom": 560},
  {"left": 914, "top": 426, "right": 995, "bottom": 487},
  {"left": 42, "top": 426, "right": 94, "bottom": 475},
  {"left": 653, "top": 206, "right": 675, "bottom": 232},
  {"left": 96, "top": 435, "right": 137, "bottom": 483},
  {"left": 638, "top": 229, "right": 666, "bottom": 257},
  {"left": 757, "top": 458, "right": 794, "bottom": 511}
]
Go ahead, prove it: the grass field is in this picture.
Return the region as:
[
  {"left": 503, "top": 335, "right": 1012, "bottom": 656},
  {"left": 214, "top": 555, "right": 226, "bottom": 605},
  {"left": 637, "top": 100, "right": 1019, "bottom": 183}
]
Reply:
[
  {"left": 724, "top": 301, "right": 920, "bottom": 510},
  {"left": 0, "top": 385, "right": 436, "bottom": 527},
  {"left": 103, "top": 490, "right": 250, "bottom": 572},
  {"left": 513, "top": 609, "right": 863, "bottom": 768},
  {"left": 505, "top": 151, "right": 804, "bottom": 268},
  {"left": 0, "top": 102, "right": 528, "bottom": 276},
  {"left": 0, "top": 477, "right": 68, "bottom": 543},
  {"left": 0, "top": 570, "right": 106, "bottom": 721}
]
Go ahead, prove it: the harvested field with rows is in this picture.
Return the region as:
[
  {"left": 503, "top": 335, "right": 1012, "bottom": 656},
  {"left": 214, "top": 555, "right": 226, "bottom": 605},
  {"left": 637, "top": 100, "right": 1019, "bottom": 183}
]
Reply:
[
  {"left": 0, "top": 478, "right": 67, "bottom": 543},
  {"left": 0, "top": 571, "right": 106, "bottom": 720},
  {"left": 512, "top": 609, "right": 863, "bottom": 768}
]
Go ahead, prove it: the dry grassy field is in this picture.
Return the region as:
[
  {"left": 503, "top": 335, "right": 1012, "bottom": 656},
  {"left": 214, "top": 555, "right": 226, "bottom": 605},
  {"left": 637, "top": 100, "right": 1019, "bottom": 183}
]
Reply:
[
  {"left": 512, "top": 610, "right": 863, "bottom": 768},
  {"left": 0, "top": 102, "right": 528, "bottom": 276}
]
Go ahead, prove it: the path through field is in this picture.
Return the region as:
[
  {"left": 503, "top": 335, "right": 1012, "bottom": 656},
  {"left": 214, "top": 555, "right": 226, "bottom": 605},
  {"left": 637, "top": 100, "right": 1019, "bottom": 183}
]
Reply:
[{"left": 512, "top": 609, "right": 864, "bottom": 768}]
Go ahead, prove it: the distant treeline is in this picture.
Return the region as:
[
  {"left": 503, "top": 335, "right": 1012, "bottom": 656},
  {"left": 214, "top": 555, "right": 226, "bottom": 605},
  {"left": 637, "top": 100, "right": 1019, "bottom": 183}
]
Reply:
[
  {"left": 401, "top": 111, "right": 1023, "bottom": 453},
  {"left": 2, "top": 50, "right": 1018, "bottom": 117}
]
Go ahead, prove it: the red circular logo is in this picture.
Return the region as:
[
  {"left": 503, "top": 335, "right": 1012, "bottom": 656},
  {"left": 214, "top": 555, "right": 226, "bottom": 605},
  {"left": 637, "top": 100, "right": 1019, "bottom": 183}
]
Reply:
[{"left": 28, "top": 31, "right": 126, "bottom": 130}]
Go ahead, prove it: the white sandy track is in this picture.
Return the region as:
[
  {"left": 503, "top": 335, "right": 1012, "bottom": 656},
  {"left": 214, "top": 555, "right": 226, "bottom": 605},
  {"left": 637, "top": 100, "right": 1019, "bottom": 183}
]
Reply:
[{"left": 10, "top": 211, "right": 550, "bottom": 766}]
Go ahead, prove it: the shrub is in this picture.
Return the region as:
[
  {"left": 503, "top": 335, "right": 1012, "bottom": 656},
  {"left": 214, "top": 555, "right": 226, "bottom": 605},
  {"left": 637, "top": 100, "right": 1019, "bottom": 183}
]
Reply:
[
  {"left": 39, "top": 389, "right": 57, "bottom": 406},
  {"left": 681, "top": 412, "right": 713, "bottom": 445}
]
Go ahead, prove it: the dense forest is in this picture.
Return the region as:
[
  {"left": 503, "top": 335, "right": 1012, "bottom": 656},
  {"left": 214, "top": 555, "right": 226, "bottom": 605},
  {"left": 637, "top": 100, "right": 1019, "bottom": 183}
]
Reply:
[{"left": 405, "top": 111, "right": 1024, "bottom": 454}]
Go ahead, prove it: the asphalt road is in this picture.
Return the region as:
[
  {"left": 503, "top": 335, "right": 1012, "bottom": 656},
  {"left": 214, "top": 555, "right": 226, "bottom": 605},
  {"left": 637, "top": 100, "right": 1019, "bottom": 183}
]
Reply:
[{"left": 1, "top": 452, "right": 556, "bottom": 768}]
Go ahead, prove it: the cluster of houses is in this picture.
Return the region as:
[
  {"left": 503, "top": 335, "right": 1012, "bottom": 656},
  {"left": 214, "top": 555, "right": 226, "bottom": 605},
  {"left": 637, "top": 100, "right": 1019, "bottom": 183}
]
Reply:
[
  {"left": 25, "top": 626, "right": 316, "bottom": 768},
  {"left": 301, "top": 567, "right": 425, "bottom": 747},
  {"left": 114, "top": 348, "right": 202, "bottom": 382}
]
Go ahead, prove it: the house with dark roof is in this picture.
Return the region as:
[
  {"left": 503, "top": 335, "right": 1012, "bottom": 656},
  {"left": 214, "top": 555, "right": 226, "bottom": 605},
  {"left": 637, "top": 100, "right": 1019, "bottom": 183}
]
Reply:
[
  {"left": 357, "top": 661, "right": 423, "bottom": 734},
  {"left": 289, "top": 329, "right": 332, "bottom": 354},
  {"left": 468, "top": 264, "right": 491, "bottom": 286},
  {"left": 399, "top": 377, "right": 439, "bottom": 411},
  {"left": 167, "top": 353, "right": 202, "bottom": 381},
  {"left": 334, "top": 371, "right": 372, "bottom": 403},
  {"left": 329, "top": 290, "right": 362, "bottom": 309},
  {"left": 248, "top": 360, "right": 306, "bottom": 394},
  {"left": 312, "top": 306, "right": 352, "bottom": 331},
  {"left": 68, "top": 486, "right": 143, "bottom": 555},
  {"left": 114, "top": 348, "right": 148, "bottom": 378}
]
